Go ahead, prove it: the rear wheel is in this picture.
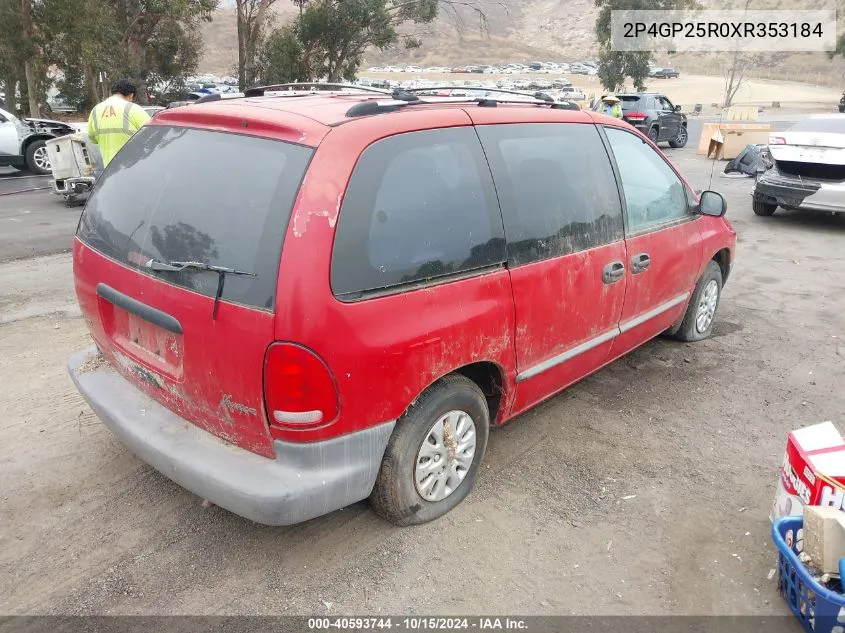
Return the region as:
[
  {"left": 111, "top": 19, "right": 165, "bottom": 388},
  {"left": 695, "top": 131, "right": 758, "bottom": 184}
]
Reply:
[
  {"left": 753, "top": 198, "right": 778, "bottom": 216},
  {"left": 370, "top": 374, "right": 489, "bottom": 526},
  {"left": 25, "top": 140, "right": 51, "bottom": 175},
  {"left": 669, "top": 125, "right": 688, "bottom": 148},
  {"left": 674, "top": 261, "right": 723, "bottom": 342},
  {"left": 647, "top": 126, "right": 659, "bottom": 144}
]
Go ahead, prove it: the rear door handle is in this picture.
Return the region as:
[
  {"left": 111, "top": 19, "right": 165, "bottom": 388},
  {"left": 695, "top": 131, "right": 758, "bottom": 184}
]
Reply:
[
  {"left": 631, "top": 253, "right": 651, "bottom": 274},
  {"left": 602, "top": 261, "right": 625, "bottom": 284}
]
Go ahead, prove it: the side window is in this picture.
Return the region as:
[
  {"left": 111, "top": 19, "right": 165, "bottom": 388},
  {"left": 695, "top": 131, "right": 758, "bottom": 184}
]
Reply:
[
  {"left": 659, "top": 96, "right": 676, "bottom": 111},
  {"left": 604, "top": 126, "right": 690, "bottom": 233},
  {"left": 476, "top": 123, "right": 624, "bottom": 266},
  {"left": 331, "top": 127, "right": 506, "bottom": 298}
]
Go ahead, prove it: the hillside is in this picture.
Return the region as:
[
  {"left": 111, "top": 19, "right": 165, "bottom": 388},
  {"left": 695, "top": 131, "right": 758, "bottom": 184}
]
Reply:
[{"left": 199, "top": 0, "right": 845, "bottom": 87}]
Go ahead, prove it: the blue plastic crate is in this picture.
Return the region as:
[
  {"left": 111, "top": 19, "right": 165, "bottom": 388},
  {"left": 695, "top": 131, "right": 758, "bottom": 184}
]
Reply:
[{"left": 773, "top": 516, "right": 845, "bottom": 633}]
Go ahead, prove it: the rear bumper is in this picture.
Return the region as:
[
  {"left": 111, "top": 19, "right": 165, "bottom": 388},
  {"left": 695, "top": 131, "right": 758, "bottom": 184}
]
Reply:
[
  {"left": 52, "top": 177, "right": 95, "bottom": 196},
  {"left": 68, "top": 347, "right": 395, "bottom": 526},
  {"left": 754, "top": 172, "right": 845, "bottom": 214}
]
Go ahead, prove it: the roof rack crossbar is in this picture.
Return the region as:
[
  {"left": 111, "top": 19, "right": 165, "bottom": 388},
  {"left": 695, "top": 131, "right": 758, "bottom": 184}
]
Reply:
[
  {"left": 344, "top": 94, "right": 582, "bottom": 117},
  {"left": 244, "top": 82, "right": 392, "bottom": 97},
  {"left": 403, "top": 86, "right": 556, "bottom": 102}
]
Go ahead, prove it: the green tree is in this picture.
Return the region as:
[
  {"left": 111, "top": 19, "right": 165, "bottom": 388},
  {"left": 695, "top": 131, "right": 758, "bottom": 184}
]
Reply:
[
  {"left": 0, "top": 0, "right": 25, "bottom": 113},
  {"left": 257, "top": 24, "right": 308, "bottom": 84},
  {"left": 40, "top": 0, "right": 121, "bottom": 110},
  {"left": 236, "top": 0, "right": 278, "bottom": 90},
  {"left": 110, "top": 0, "right": 219, "bottom": 103},
  {"left": 594, "top": 0, "right": 697, "bottom": 92},
  {"left": 0, "top": 0, "right": 42, "bottom": 115},
  {"left": 295, "top": 0, "right": 438, "bottom": 82}
]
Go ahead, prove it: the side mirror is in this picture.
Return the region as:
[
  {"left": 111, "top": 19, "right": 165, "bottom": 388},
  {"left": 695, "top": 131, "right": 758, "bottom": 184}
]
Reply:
[
  {"left": 674, "top": 105, "right": 682, "bottom": 112},
  {"left": 698, "top": 190, "right": 727, "bottom": 217}
]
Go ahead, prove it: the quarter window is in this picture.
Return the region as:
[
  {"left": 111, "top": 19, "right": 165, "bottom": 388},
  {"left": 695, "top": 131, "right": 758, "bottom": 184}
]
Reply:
[
  {"left": 475, "top": 123, "right": 624, "bottom": 266},
  {"left": 604, "top": 127, "right": 690, "bottom": 233},
  {"left": 331, "top": 127, "right": 506, "bottom": 298}
]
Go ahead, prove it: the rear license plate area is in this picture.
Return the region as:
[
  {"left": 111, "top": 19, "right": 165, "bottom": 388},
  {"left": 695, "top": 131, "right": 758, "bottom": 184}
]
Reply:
[{"left": 99, "top": 302, "right": 184, "bottom": 381}]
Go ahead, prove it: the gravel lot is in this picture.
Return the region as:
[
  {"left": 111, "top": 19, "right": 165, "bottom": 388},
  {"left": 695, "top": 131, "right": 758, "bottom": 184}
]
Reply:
[{"left": 1, "top": 137, "right": 844, "bottom": 619}]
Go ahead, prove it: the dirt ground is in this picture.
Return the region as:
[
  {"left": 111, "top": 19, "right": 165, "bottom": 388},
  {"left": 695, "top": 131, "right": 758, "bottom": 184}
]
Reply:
[{"left": 1, "top": 141, "right": 845, "bottom": 619}]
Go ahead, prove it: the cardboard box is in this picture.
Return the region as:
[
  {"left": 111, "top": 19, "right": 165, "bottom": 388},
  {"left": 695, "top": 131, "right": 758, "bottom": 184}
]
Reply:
[
  {"left": 707, "top": 129, "right": 772, "bottom": 160},
  {"left": 697, "top": 123, "right": 771, "bottom": 157},
  {"left": 726, "top": 105, "right": 759, "bottom": 121},
  {"left": 771, "top": 422, "right": 845, "bottom": 522},
  {"left": 804, "top": 505, "right": 845, "bottom": 575}
]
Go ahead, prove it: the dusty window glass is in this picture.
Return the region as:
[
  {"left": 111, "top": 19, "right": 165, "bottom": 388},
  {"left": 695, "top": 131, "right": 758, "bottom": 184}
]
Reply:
[
  {"left": 476, "top": 122, "right": 624, "bottom": 266},
  {"left": 331, "top": 127, "right": 506, "bottom": 298},
  {"left": 605, "top": 126, "right": 689, "bottom": 233},
  {"left": 78, "top": 126, "right": 313, "bottom": 311}
]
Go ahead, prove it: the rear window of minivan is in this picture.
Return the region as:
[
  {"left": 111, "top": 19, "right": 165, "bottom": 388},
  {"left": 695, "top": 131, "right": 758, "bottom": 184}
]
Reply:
[{"left": 77, "top": 126, "right": 313, "bottom": 311}]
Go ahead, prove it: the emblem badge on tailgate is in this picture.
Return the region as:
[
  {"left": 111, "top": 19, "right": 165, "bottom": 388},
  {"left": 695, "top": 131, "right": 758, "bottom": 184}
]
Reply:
[{"left": 220, "top": 394, "right": 258, "bottom": 416}]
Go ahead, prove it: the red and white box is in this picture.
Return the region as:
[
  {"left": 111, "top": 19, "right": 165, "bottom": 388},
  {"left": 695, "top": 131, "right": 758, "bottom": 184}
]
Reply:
[{"left": 771, "top": 422, "right": 845, "bottom": 522}]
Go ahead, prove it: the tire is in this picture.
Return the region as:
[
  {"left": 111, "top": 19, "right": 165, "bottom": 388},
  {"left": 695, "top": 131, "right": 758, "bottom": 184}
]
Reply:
[
  {"left": 647, "top": 126, "right": 659, "bottom": 144},
  {"left": 674, "top": 261, "right": 723, "bottom": 343},
  {"left": 753, "top": 198, "right": 777, "bottom": 216},
  {"left": 25, "top": 140, "right": 51, "bottom": 175},
  {"left": 669, "top": 125, "right": 688, "bottom": 148},
  {"left": 370, "top": 374, "right": 490, "bottom": 526}
]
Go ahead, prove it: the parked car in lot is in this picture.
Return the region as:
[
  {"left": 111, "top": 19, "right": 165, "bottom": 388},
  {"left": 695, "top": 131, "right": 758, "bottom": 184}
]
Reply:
[
  {"left": 618, "top": 92, "right": 688, "bottom": 147},
  {"left": 838, "top": 91, "right": 844, "bottom": 113},
  {"left": 67, "top": 85, "right": 735, "bottom": 527},
  {"left": 0, "top": 106, "right": 75, "bottom": 174},
  {"left": 142, "top": 106, "right": 166, "bottom": 118},
  {"left": 559, "top": 85, "right": 586, "bottom": 101},
  {"left": 45, "top": 98, "right": 78, "bottom": 114},
  {"left": 753, "top": 115, "right": 845, "bottom": 216},
  {"left": 654, "top": 68, "right": 680, "bottom": 79}
]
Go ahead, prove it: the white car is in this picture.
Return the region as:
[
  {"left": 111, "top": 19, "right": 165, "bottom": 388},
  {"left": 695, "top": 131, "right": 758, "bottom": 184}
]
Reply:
[
  {"left": 0, "top": 106, "right": 76, "bottom": 175},
  {"left": 559, "top": 86, "right": 586, "bottom": 100},
  {"left": 753, "top": 115, "right": 845, "bottom": 216}
]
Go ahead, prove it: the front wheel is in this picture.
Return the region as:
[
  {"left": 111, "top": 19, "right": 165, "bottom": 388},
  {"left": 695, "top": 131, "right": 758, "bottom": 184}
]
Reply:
[
  {"left": 25, "top": 140, "right": 51, "bottom": 175},
  {"left": 669, "top": 125, "right": 688, "bottom": 148},
  {"left": 370, "top": 374, "right": 489, "bottom": 526},
  {"left": 674, "top": 261, "right": 723, "bottom": 342},
  {"left": 753, "top": 198, "right": 777, "bottom": 216}
]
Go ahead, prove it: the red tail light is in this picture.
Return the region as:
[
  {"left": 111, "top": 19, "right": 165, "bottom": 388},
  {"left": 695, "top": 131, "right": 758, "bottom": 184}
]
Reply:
[
  {"left": 263, "top": 343, "right": 339, "bottom": 429},
  {"left": 769, "top": 136, "right": 787, "bottom": 145},
  {"left": 624, "top": 112, "right": 647, "bottom": 121}
]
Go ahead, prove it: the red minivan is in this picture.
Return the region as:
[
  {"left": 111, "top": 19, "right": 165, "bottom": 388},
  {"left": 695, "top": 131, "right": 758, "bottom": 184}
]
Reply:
[{"left": 68, "top": 85, "right": 736, "bottom": 526}]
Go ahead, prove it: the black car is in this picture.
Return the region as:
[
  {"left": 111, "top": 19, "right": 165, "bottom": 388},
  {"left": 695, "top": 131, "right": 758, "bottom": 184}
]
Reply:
[
  {"left": 618, "top": 92, "right": 688, "bottom": 148},
  {"left": 654, "top": 68, "right": 680, "bottom": 79},
  {"left": 839, "top": 92, "right": 844, "bottom": 113}
]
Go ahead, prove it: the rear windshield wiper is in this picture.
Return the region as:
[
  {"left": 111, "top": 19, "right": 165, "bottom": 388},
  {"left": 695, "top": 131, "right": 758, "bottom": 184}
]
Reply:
[{"left": 145, "top": 260, "right": 256, "bottom": 320}]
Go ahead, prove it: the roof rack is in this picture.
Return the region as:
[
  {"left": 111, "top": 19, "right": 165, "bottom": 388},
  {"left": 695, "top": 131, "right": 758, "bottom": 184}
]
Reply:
[
  {"left": 343, "top": 89, "right": 581, "bottom": 118},
  {"left": 244, "top": 82, "right": 392, "bottom": 98},
  {"left": 404, "top": 86, "right": 556, "bottom": 103}
]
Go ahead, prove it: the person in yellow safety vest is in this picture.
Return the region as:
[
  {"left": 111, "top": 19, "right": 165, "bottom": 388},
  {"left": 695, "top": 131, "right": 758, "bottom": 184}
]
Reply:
[
  {"left": 598, "top": 94, "right": 623, "bottom": 118},
  {"left": 87, "top": 79, "right": 151, "bottom": 168}
]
